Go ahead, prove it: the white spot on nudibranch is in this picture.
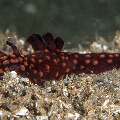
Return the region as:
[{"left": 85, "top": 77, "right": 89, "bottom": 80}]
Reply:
[
  {"left": 72, "top": 59, "right": 78, "bottom": 64},
  {"left": 107, "top": 59, "right": 113, "bottom": 64},
  {"left": 100, "top": 54, "right": 106, "bottom": 58},
  {"left": 80, "top": 65, "right": 85, "bottom": 70},
  {"left": 33, "top": 70, "right": 37, "bottom": 74},
  {"left": 38, "top": 59, "right": 42, "bottom": 63},
  {"left": 31, "top": 58, "right": 36, "bottom": 63},
  {"left": 65, "top": 68, "right": 70, "bottom": 73},
  {"left": 65, "top": 56, "right": 69, "bottom": 60},
  {"left": 93, "top": 60, "right": 99, "bottom": 65},
  {"left": 0, "top": 69, "right": 3, "bottom": 74},
  {"left": 20, "top": 65, "right": 26, "bottom": 71},
  {"left": 74, "top": 53, "right": 79, "bottom": 58},
  {"left": 55, "top": 71, "right": 59, "bottom": 78},
  {"left": 45, "top": 64, "right": 50, "bottom": 72},
  {"left": 62, "top": 62, "right": 67, "bottom": 67},
  {"left": 61, "top": 56, "right": 65, "bottom": 60},
  {"left": 39, "top": 71, "right": 43, "bottom": 78},
  {"left": 114, "top": 53, "right": 119, "bottom": 58},
  {"left": 108, "top": 54, "right": 114, "bottom": 58},
  {"left": 85, "top": 54, "right": 91, "bottom": 58},
  {"left": 46, "top": 55, "right": 51, "bottom": 60},
  {"left": 85, "top": 59, "right": 91, "bottom": 64}
]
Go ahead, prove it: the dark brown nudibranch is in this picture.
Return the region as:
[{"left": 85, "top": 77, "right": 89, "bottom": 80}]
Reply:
[{"left": 0, "top": 32, "right": 120, "bottom": 85}]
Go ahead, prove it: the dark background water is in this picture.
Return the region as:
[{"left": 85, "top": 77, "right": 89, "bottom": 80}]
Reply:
[{"left": 0, "top": 0, "right": 120, "bottom": 48}]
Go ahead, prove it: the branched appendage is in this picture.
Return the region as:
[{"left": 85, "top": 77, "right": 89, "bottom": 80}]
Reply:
[
  {"left": 26, "top": 34, "right": 46, "bottom": 51},
  {"left": 26, "top": 32, "right": 64, "bottom": 53}
]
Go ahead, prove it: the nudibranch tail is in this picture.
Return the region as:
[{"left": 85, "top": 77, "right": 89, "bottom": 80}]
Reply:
[{"left": 66, "top": 53, "right": 120, "bottom": 74}]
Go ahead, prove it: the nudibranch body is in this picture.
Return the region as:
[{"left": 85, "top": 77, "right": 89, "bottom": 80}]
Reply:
[
  {"left": 27, "top": 51, "right": 120, "bottom": 85},
  {"left": 0, "top": 32, "right": 120, "bottom": 85}
]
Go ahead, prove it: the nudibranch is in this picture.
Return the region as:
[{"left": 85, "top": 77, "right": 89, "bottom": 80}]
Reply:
[{"left": 0, "top": 32, "right": 120, "bottom": 85}]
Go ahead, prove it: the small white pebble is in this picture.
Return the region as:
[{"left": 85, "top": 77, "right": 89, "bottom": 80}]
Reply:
[
  {"left": 63, "top": 87, "right": 69, "bottom": 97},
  {"left": 113, "top": 109, "right": 120, "bottom": 114},
  {"left": 66, "top": 113, "right": 80, "bottom": 120},
  {"left": 52, "top": 80, "right": 56, "bottom": 85},
  {"left": 15, "top": 107, "right": 29, "bottom": 116},
  {"left": 102, "top": 99, "right": 109, "bottom": 108},
  {"left": 102, "top": 45, "right": 108, "bottom": 50},
  {"left": 46, "top": 87, "right": 52, "bottom": 92},
  {"left": 0, "top": 110, "right": 3, "bottom": 118},
  {"left": 36, "top": 116, "right": 48, "bottom": 120},
  {"left": 19, "top": 39, "right": 25, "bottom": 45},
  {"left": 20, "top": 77, "right": 29, "bottom": 82},
  {"left": 10, "top": 71, "right": 17, "bottom": 78}
]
